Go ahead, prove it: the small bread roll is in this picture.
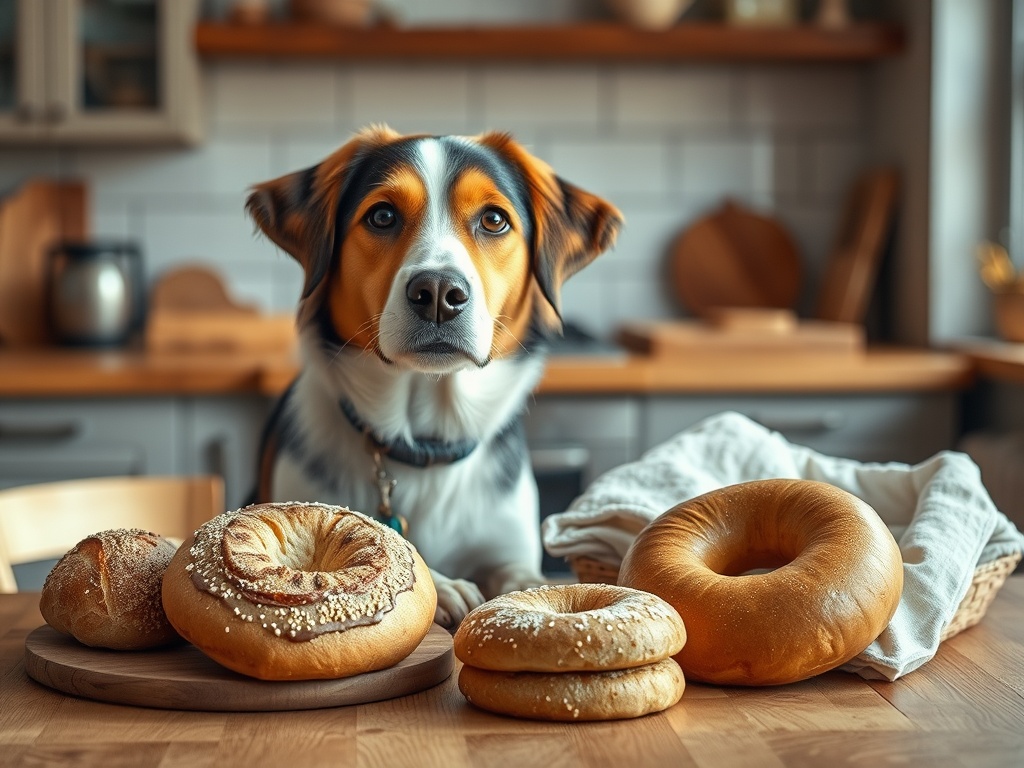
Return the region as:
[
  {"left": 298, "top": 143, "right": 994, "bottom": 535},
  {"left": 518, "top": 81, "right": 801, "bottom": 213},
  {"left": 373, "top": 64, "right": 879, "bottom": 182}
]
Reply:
[{"left": 40, "top": 529, "right": 180, "bottom": 650}]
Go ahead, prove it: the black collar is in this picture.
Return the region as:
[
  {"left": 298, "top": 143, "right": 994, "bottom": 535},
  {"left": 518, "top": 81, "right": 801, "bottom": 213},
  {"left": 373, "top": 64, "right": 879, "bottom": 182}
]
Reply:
[{"left": 339, "top": 397, "right": 479, "bottom": 468}]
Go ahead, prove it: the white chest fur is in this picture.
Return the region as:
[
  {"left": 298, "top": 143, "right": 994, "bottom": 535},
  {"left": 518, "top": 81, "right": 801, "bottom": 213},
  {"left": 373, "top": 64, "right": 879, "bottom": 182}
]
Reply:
[{"left": 271, "top": 336, "right": 546, "bottom": 580}]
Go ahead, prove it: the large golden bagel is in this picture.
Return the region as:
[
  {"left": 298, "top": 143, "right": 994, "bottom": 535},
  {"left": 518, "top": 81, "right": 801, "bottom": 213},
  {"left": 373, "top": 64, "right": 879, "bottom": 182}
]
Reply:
[
  {"left": 161, "top": 502, "right": 436, "bottom": 680},
  {"left": 453, "top": 584, "right": 685, "bottom": 672},
  {"left": 619, "top": 479, "right": 903, "bottom": 686}
]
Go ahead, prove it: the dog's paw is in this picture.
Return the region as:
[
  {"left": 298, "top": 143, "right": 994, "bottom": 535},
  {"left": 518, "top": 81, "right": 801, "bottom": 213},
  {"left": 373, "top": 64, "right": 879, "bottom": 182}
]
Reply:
[
  {"left": 431, "top": 570, "right": 485, "bottom": 630},
  {"left": 485, "top": 564, "right": 550, "bottom": 598},
  {"left": 496, "top": 575, "right": 550, "bottom": 595}
]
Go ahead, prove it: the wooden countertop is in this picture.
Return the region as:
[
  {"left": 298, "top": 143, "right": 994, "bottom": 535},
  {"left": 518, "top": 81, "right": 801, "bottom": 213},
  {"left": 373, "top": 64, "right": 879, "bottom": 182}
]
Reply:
[
  {"left": 2, "top": 582, "right": 1023, "bottom": 767},
  {"left": 0, "top": 346, "right": 973, "bottom": 398},
  {"left": 955, "top": 338, "right": 1024, "bottom": 387}
]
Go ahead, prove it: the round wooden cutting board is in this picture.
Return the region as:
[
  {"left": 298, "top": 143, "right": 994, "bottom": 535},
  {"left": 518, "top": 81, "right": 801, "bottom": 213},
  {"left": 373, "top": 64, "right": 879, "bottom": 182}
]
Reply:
[
  {"left": 24, "top": 623, "right": 453, "bottom": 712},
  {"left": 669, "top": 200, "right": 802, "bottom": 318}
]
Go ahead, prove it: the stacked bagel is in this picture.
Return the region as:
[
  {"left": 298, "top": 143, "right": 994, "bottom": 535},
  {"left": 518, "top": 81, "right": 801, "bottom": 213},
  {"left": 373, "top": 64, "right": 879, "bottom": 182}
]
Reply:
[{"left": 453, "top": 583, "right": 686, "bottom": 721}]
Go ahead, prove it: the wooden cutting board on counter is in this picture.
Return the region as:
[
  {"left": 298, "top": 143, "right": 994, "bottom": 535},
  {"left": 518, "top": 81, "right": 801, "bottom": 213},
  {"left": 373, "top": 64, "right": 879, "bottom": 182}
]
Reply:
[
  {"left": 0, "top": 181, "right": 88, "bottom": 346},
  {"left": 145, "top": 266, "right": 296, "bottom": 352},
  {"left": 668, "top": 201, "right": 802, "bottom": 318},
  {"left": 24, "top": 623, "right": 453, "bottom": 712},
  {"left": 618, "top": 313, "right": 865, "bottom": 357}
]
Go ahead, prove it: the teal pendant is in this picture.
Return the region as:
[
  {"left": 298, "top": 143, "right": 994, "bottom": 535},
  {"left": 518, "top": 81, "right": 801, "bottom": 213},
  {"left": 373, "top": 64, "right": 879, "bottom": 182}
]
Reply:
[{"left": 386, "top": 514, "right": 409, "bottom": 538}]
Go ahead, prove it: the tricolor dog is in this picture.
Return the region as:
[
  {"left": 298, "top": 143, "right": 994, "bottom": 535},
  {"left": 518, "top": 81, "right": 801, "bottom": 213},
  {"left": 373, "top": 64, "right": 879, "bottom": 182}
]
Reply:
[{"left": 248, "top": 125, "right": 622, "bottom": 628}]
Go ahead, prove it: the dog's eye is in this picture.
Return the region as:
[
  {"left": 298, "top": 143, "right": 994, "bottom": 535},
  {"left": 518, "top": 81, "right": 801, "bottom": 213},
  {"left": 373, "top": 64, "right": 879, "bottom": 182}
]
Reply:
[
  {"left": 366, "top": 204, "right": 397, "bottom": 230},
  {"left": 480, "top": 209, "right": 509, "bottom": 234}
]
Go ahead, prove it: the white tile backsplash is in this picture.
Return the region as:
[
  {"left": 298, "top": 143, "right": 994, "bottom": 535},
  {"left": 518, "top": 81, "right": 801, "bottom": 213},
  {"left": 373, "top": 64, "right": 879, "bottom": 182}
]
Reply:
[
  {"left": 810, "top": 137, "right": 870, "bottom": 199},
  {"left": 546, "top": 136, "right": 673, "bottom": 200},
  {"left": 90, "top": 207, "right": 131, "bottom": 241},
  {"left": 611, "top": 68, "right": 736, "bottom": 129},
  {"left": 479, "top": 66, "right": 603, "bottom": 131},
  {"left": 140, "top": 208, "right": 280, "bottom": 275},
  {"left": 209, "top": 63, "right": 341, "bottom": 131},
  {"left": 269, "top": 261, "right": 306, "bottom": 312},
  {"left": 348, "top": 66, "right": 474, "bottom": 134},
  {"left": 740, "top": 67, "right": 870, "bottom": 130},
  {"left": 677, "top": 134, "right": 776, "bottom": 207},
  {"left": 274, "top": 135, "right": 352, "bottom": 176},
  {"left": 606, "top": 205, "right": 694, "bottom": 277},
  {"left": 0, "top": 149, "right": 65, "bottom": 192},
  {"left": 50, "top": 60, "right": 874, "bottom": 328},
  {"left": 71, "top": 138, "right": 273, "bottom": 203},
  {"left": 775, "top": 202, "right": 841, "bottom": 314}
]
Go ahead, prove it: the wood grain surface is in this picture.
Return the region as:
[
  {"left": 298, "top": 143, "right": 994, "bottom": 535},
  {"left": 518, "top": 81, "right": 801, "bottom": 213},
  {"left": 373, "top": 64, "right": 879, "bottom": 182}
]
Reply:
[
  {"left": 958, "top": 338, "right": 1024, "bottom": 387},
  {"left": 669, "top": 201, "right": 803, "bottom": 318},
  {"left": 194, "top": 21, "right": 906, "bottom": 63},
  {"left": 23, "top": 623, "right": 453, "bottom": 712},
  {"left": 0, "top": 181, "right": 87, "bottom": 346},
  {"left": 2, "top": 583, "right": 1023, "bottom": 767},
  {"left": 814, "top": 169, "right": 900, "bottom": 325},
  {"left": 617, "top": 319, "right": 864, "bottom": 358},
  {"left": 0, "top": 346, "right": 974, "bottom": 398}
]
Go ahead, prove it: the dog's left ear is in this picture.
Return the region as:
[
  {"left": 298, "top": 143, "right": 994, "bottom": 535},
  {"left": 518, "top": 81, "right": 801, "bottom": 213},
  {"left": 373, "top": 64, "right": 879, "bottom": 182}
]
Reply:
[
  {"left": 481, "top": 133, "right": 623, "bottom": 322},
  {"left": 246, "top": 125, "right": 399, "bottom": 299}
]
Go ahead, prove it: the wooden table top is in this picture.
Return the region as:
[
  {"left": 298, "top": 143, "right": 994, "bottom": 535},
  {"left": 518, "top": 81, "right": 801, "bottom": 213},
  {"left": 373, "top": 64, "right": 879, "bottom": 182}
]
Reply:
[
  {"left": 0, "top": 346, "right": 973, "bottom": 398},
  {"left": 2, "top": 581, "right": 1022, "bottom": 767}
]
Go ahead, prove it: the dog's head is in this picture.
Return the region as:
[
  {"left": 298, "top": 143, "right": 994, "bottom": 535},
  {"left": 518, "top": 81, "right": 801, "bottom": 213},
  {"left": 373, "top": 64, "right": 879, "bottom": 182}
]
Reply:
[{"left": 247, "top": 125, "right": 622, "bottom": 374}]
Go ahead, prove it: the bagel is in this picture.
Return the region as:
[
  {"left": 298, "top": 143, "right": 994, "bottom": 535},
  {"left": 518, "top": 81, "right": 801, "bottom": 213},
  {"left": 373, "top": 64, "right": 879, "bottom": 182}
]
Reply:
[
  {"left": 458, "top": 657, "right": 685, "bottom": 722},
  {"left": 40, "top": 529, "right": 180, "bottom": 650},
  {"left": 161, "top": 502, "right": 436, "bottom": 680},
  {"left": 453, "top": 583, "right": 686, "bottom": 672},
  {"left": 619, "top": 479, "right": 903, "bottom": 686}
]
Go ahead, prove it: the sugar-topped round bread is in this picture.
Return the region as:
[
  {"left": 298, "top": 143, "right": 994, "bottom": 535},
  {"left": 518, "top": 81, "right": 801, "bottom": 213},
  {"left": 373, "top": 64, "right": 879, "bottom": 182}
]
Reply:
[{"left": 160, "top": 501, "right": 436, "bottom": 680}]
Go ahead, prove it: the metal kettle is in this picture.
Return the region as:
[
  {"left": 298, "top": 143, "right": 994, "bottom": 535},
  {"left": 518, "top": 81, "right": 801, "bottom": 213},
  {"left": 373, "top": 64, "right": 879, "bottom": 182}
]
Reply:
[{"left": 46, "top": 241, "right": 145, "bottom": 346}]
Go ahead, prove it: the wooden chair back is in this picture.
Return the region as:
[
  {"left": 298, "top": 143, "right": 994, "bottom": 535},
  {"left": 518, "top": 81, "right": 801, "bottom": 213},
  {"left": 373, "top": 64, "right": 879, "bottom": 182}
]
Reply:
[{"left": 0, "top": 475, "right": 224, "bottom": 593}]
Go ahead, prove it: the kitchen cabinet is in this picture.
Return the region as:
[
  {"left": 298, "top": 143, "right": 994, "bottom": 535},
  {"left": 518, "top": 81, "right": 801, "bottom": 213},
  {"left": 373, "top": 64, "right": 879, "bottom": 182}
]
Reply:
[
  {"left": 523, "top": 392, "right": 958, "bottom": 509},
  {"left": 0, "top": 0, "right": 201, "bottom": 145},
  {"left": 0, "top": 398, "right": 179, "bottom": 489},
  {"left": 0, "top": 395, "right": 267, "bottom": 509},
  {"left": 525, "top": 396, "right": 642, "bottom": 486},
  {"left": 642, "top": 393, "right": 958, "bottom": 465},
  {"left": 523, "top": 396, "right": 641, "bottom": 574},
  {"left": 179, "top": 395, "right": 270, "bottom": 511}
]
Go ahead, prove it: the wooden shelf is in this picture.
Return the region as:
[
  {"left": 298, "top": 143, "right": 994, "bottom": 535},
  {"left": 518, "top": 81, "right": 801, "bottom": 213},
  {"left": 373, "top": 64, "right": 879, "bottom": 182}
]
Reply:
[{"left": 195, "top": 21, "right": 905, "bottom": 63}]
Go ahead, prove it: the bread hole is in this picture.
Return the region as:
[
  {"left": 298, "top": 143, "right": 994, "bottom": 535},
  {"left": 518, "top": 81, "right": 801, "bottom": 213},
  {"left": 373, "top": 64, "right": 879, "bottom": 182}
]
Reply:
[
  {"left": 557, "top": 585, "right": 620, "bottom": 614},
  {"left": 264, "top": 517, "right": 288, "bottom": 551},
  {"left": 223, "top": 507, "right": 396, "bottom": 602},
  {"left": 718, "top": 551, "right": 792, "bottom": 578}
]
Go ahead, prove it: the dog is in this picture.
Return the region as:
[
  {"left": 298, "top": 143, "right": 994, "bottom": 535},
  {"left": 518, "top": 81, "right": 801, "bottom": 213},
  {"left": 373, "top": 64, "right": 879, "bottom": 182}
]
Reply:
[{"left": 248, "top": 125, "right": 622, "bottom": 628}]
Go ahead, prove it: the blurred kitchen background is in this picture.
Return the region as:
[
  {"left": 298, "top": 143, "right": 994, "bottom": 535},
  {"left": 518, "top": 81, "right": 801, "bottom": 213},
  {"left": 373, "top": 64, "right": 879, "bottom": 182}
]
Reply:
[
  {"left": 2, "top": 0, "right": 1024, "bottom": 581},
  {"left": 0, "top": 0, "right": 951, "bottom": 336}
]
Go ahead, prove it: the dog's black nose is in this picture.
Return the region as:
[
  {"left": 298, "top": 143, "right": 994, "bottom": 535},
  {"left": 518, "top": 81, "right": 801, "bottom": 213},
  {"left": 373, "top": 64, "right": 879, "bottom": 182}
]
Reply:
[{"left": 406, "top": 270, "right": 470, "bottom": 324}]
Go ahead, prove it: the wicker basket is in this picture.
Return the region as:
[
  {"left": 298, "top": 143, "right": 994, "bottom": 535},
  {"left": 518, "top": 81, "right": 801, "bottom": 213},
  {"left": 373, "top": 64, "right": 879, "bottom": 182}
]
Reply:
[{"left": 569, "top": 551, "right": 1022, "bottom": 643}]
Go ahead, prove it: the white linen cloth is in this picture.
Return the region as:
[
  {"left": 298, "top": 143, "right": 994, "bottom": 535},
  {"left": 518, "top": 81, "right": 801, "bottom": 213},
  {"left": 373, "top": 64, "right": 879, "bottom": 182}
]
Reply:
[{"left": 541, "top": 412, "right": 1024, "bottom": 681}]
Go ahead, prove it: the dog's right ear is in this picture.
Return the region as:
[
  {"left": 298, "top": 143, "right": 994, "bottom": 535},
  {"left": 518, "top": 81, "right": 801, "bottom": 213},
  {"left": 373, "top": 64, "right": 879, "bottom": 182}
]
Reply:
[{"left": 246, "top": 125, "right": 399, "bottom": 299}]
